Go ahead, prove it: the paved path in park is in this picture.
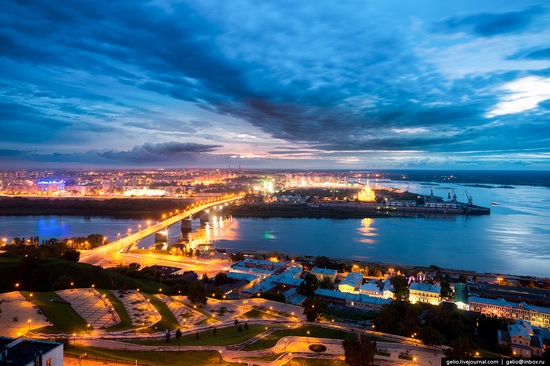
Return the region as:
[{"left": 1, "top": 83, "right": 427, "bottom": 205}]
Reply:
[
  {"left": 57, "top": 288, "right": 120, "bottom": 329},
  {"left": 0, "top": 291, "right": 51, "bottom": 337},
  {"left": 78, "top": 333, "right": 443, "bottom": 366}
]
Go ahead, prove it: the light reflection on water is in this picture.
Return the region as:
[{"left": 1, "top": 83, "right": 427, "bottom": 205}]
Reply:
[{"left": 0, "top": 183, "right": 549, "bottom": 277}]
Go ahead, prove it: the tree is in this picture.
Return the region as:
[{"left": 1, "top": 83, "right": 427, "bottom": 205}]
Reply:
[
  {"left": 403, "top": 304, "right": 422, "bottom": 336},
  {"left": 87, "top": 234, "right": 105, "bottom": 248},
  {"left": 445, "top": 337, "right": 473, "bottom": 358},
  {"left": 302, "top": 296, "right": 326, "bottom": 322},
  {"left": 52, "top": 275, "right": 73, "bottom": 290},
  {"left": 187, "top": 280, "right": 207, "bottom": 307},
  {"left": 165, "top": 330, "right": 171, "bottom": 343},
  {"left": 390, "top": 276, "right": 409, "bottom": 301},
  {"left": 298, "top": 273, "right": 319, "bottom": 297},
  {"left": 440, "top": 280, "right": 453, "bottom": 300},
  {"left": 458, "top": 274, "right": 468, "bottom": 284},
  {"left": 213, "top": 327, "right": 217, "bottom": 335},
  {"left": 214, "top": 273, "right": 230, "bottom": 287},
  {"left": 343, "top": 333, "right": 377, "bottom": 366},
  {"left": 373, "top": 268, "right": 383, "bottom": 278},
  {"left": 418, "top": 326, "right": 446, "bottom": 350},
  {"left": 60, "top": 248, "right": 80, "bottom": 262},
  {"left": 229, "top": 252, "right": 245, "bottom": 262},
  {"left": 319, "top": 277, "right": 336, "bottom": 290}
]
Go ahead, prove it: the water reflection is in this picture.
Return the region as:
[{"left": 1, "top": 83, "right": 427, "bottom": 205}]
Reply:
[{"left": 357, "top": 218, "right": 377, "bottom": 244}]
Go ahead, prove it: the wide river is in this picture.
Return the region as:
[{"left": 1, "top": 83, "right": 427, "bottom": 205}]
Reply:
[{"left": 1, "top": 181, "right": 549, "bottom": 277}]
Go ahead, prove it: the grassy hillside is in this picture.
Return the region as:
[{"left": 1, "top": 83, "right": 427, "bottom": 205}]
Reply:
[{"left": 0, "top": 252, "right": 167, "bottom": 293}]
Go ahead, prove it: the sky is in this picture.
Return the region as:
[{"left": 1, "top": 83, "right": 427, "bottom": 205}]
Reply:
[{"left": 1, "top": 0, "right": 549, "bottom": 170}]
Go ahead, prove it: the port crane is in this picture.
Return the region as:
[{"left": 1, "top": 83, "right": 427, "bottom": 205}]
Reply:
[
  {"left": 464, "top": 190, "right": 473, "bottom": 205},
  {"left": 447, "top": 189, "right": 457, "bottom": 202}
]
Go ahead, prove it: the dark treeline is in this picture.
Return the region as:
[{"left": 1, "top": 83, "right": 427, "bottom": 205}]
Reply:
[{"left": 0, "top": 197, "right": 193, "bottom": 218}]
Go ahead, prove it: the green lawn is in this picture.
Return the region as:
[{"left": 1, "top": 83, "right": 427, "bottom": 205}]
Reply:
[
  {"left": 197, "top": 317, "right": 222, "bottom": 325},
  {"left": 65, "top": 345, "right": 238, "bottom": 365},
  {"left": 242, "top": 325, "right": 355, "bottom": 351},
  {"left": 127, "top": 324, "right": 279, "bottom": 347},
  {"left": 142, "top": 293, "right": 180, "bottom": 331},
  {"left": 237, "top": 308, "right": 279, "bottom": 320},
  {"left": 21, "top": 291, "right": 89, "bottom": 334},
  {"left": 96, "top": 289, "right": 136, "bottom": 332}
]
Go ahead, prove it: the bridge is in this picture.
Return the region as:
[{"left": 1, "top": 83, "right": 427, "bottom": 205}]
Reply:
[{"left": 79, "top": 194, "right": 242, "bottom": 266}]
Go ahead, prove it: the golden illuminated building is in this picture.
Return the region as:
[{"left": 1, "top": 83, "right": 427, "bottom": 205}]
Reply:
[{"left": 357, "top": 183, "right": 375, "bottom": 202}]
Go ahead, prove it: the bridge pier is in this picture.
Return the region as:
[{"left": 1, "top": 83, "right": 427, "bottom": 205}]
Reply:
[
  {"left": 199, "top": 212, "right": 210, "bottom": 225},
  {"left": 181, "top": 217, "right": 192, "bottom": 233}
]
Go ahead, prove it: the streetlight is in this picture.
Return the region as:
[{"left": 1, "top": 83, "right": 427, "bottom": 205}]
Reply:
[
  {"left": 284, "top": 338, "right": 288, "bottom": 351},
  {"left": 413, "top": 357, "right": 417, "bottom": 366},
  {"left": 307, "top": 330, "right": 310, "bottom": 344},
  {"left": 28, "top": 319, "right": 31, "bottom": 332}
]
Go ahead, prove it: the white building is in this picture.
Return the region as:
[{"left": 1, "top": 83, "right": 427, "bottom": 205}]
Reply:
[
  {"left": 314, "top": 289, "right": 391, "bottom": 311},
  {"left": 338, "top": 272, "right": 363, "bottom": 293},
  {"left": 310, "top": 268, "right": 338, "bottom": 282},
  {"left": 469, "top": 296, "right": 550, "bottom": 328},
  {"left": 359, "top": 281, "right": 384, "bottom": 298},
  {"left": 409, "top": 282, "right": 441, "bottom": 305},
  {"left": 498, "top": 319, "right": 546, "bottom": 358}
]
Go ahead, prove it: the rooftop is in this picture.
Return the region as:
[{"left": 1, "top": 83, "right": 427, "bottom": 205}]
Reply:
[
  {"left": 409, "top": 282, "right": 441, "bottom": 293},
  {"left": 311, "top": 268, "right": 337, "bottom": 275},
  {"left": 0, "top": 337, "right": 62, "bottom": 365}
]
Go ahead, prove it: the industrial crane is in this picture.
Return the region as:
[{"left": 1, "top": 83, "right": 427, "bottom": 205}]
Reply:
[{"left": 464, "top": 190, "right": 473, "bottom": 205}]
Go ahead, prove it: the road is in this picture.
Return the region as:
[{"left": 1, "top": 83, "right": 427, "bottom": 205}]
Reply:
[{"left": 79, "top": 195, "right": 242, "bottom": 267}]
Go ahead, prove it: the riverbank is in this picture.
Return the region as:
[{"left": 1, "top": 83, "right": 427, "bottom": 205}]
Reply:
[
  {"left": 0, "top": 197, "right": 193, "bottom": 219},
  {"left": 224, "top": 202, "right": 392, "bottom": 219}
]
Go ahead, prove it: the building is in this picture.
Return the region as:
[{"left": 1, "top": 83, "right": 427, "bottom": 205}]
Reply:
[
  {"left": 338, "top": 272, "right": 363, "bottom": 293},
  {"left": 359, "top": 281, "right": 384, "bottom": 297},
  {"left": 314, "top": 289, "right": 391, "bottom": 311},
  {"left": 498, "top": 319, "right": 546, "bottom": 358},
  {"left": 229, "top": 259, "right": 288, "bottom": 278},
  {"left": 409, "top": 282, "right": 441, "bottom": 305},
  {"left": 469, "top": 296, "right": 550, "bottom": 328},
  {"left": 0, "top": 337, "right": 63, "bottom": 366},
  {"left": 310, "top": 268, "right": 338, "bottom": 282},
  {"left": 453, "top": 282, "right": 469, "bottom": 310},
  {"left": 382, "top": 280, "right": 395, "bottom": 299}
]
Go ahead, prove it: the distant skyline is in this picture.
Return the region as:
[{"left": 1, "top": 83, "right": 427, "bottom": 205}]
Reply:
[{"left": 1, "top": 1, "right": 549, "bottom": 170}]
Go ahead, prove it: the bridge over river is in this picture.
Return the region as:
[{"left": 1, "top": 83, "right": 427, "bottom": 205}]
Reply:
[{"left": 79, "top": 194, "right": 242, "bottom": 266}]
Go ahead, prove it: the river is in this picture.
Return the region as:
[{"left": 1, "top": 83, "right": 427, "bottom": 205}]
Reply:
[{"left": 0, "top": 181, "right": 549, "bottom": 277}]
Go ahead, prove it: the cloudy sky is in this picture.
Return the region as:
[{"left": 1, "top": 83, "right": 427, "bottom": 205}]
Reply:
[{"left": 1, "top": 0, "right": 549, "bottom": 169}]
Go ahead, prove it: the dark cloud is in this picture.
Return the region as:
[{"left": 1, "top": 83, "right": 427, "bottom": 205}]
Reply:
[
  {"left": 0, "top": 1, "right": 549, "bottom": 168},
  {"left": 434, "top": 6, "right": 545, "bottom": 37},
  {"left": 96, "top": 142, "right": 222, "bottom": 162},
  {"left": 0, "top": 142, "right": 222, "bottom": 167}
]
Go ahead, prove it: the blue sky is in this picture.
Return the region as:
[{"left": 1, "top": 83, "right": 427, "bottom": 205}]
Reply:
[{"left": 1, "top": 0, "right": 549, "bottom": 169}]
